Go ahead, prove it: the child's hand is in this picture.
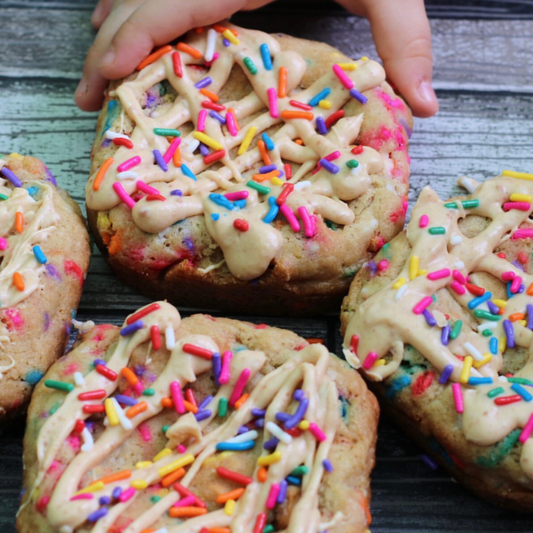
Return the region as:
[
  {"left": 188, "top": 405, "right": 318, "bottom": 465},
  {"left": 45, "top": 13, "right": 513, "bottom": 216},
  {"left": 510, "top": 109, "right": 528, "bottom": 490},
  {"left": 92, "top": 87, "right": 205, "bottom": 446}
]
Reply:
[{"left": 76, "top": 0, "right": 437, "bottom": 118}]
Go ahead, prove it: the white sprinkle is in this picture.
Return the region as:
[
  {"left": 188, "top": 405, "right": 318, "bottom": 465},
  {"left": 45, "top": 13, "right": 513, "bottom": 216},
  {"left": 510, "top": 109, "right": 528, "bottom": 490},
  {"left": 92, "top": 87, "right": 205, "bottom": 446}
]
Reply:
[
  {"left": 464, "top": 342, "right": 484, "bottom": 361},
  {"left": 205, "top": 28, "right": 217, "bottom": 62},
  {"left": 266, "top": 421, "right": 293, "bottom": 444},
  {"left": 450, "top": 235, "right": 463, "bottom": 245},
  {"left": 499, "top": 375, "right": 508, "bottom": 382},
  {"left": 395, "top": 284, "right": 408, "bottom": 300},
  {"left": 454, "top": 261, "right": 465, "bottom": 269},
  {"left": 117, "top": 171, "right": 139, "bottom": 180},
  {"left": 59, "top": 526, "right": 74, "bottom": 533},
  {"left": 73, "top": 372, "right": 85, "bottom": 387},
  {"left": 225, "top": 430, "right": 259, "bottom": 444},
  {"left": 72, "top": 319, "right": 95, "bottom": 333},
  {"left": 186, "top": 139, "right": 200, "bottom": 153},
  {"left": 154, "top": 528, "right": 169, "bottom": 533},
  {"left": 294, "top": 181, "right": 312, "bottom": 190},
  {"left": 111, "top": 397, "right": 133, "bottom": 430},
  {"left": 457, "top": 176, "right": 479, "bottom": 194},
  {"left": 165, "top": 326, "right": 176, "bottom": 350},
  {"left": 80, "top": 427, "right": 94, "bottom": 452},
  {"left": 105, "top": 130, "right": 129, "bottom": 140},
  {"left": 350, "top": 165, "right": 362, "bottom": 175},
  {"left": 477, "top": 322, "right": 497, "bottom": 332}
]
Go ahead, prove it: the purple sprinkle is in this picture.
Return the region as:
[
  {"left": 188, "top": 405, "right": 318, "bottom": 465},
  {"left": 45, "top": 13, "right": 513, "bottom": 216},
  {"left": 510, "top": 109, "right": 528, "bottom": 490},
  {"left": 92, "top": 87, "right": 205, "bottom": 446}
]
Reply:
[
  {"left": 441, "top": 325, "right": 450, "bottom": 346},
  {"left": 153, "top": 149, "right": 168, "bottom": 171},
  {"left": 0, "top": 167, "right": 22, "bottom": 187},
  {"left": 199, "top": 395, "right": 213, "bottom": 410},
  {"left": 212, "top": 352, "right": 221, "bottom": 384},
  {"left": 254, "top": 418, "right": 265, "bottom": 428},
  {"left": 102, "top": 138, "right": 112, "bottom": 147},
  {"left": 238, "top": 425, "right": 249, "bottom": 435},
  {"left": 223, "top": 38, "right": 230, "bottom": 47},
  {"left": 99, "top": 496, "right": 111, "bottom": 505},
  {"left": 44, "top": 313, "right": 50, "bottom": 332},
  {"left": 120, "top": 320, "right": 144, "bottom": 337},
  {"left": 199, "top": 143, "right": 210, "bottom": 156},
  {"left": 115, "top": 394, "right": 138, "bottom": 406},
  {"left": 285, "top": 397, "right": 309, "bottom": 429},
  {"left": 367, "top": 260, "right": 377, "bottom": 275},
  {"left": 319, "top": 158, "right": 340, "bottom": 174},
  {"left": 251, "top": 408, "right": 266, "bottom": 417},
  {"left": 170, "top": 189, "right": 183, "bottom": 196},
  {"left": 503, "top": 319, "right": 515, "bottom": 348},
  {"left": 293, "top": 389, "right": 305, "bottom": 401},
  {"left": 519, "top": 284, "right": 525, "bottom": 294},
  {"left": 146, "top": 93, "right": 157, "bottom": 109},
  {"left": 422, "top": 309, "right": 436, "bottom": 327},
  {"left": 322, "top": 459, "right": 334, "bottom": 472},
  {"left": 195, "top": 77, "right": 212, "bottom": 89},
  {"left": 439, "top": 364, "right": 454, "bottom": 384},
  {"left": 263, "top": 437, "right": 279, "bottom": 450},
  {"left": 528, "top": 304, "right": 533, "bottom": 330},
  {"left": 275, "top": 412, "right": 290, "bottom": 423},
  {"left": 112, "top": 487, "right": 122, "bottom": 500},
  {"left": 94, "top": 359, "right": 106, "bottom": 367},
  {"left": 349, "top": 88, "right": 368, "bottom": 104},
  {"left": 259, "top": 164, "right": 277, "bottom": 174},
  {"left": 511, "top": 260, "right": 525, "bottom": 271},
  {"left": 44, "top": 165, "right": 57, "bottom": 185},
  {"left": 209, "top": 110, "right": 226, "bottom": 124},
  {"left": 487, "top": 301, "right": 499, "bottom": 315},
  {"left": 316, "top": 116, "right": 327, "bottom": 135},
  {"left": 421, "top": 454, "right": 438, "bottom": 470},
  {"left": 277, "top": 479, "right": 288, "bottom": 504},
  {"left": 88, "top": 507, "right": 108, "bottom": 522},
  {"left": 45, "top": 264, "right": 61, "bottom": 280},
  {"left": 184, "top": 237, "right": 194, "bottom": 251},
  {"left": 195, "top": 409, "right": 212, "bottom": 422}
]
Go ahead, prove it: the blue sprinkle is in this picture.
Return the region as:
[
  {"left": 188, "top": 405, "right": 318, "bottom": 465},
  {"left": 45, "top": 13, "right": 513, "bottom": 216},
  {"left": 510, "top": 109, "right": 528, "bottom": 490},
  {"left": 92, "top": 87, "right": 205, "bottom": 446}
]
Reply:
[
  {"left": 209, "top": 193, "right": 234, "bottom": 210},
  {"left": 195, "top": 77, "right": 212, "bottom": 89},
  {"left": 263, "top": 196, "right": 279, "bottom": 223},
  {"left": 120, "top": 320, "right": 144, "bottom": 336},
  {"left": 277, "top": 479, "right": 288, "bottom": 504},
  {"left": 211, "top": 213, "right": 220, "bottom": 221},
  {"left": 275, "top": 412, "right": 290, "bottom": 423},
  {"left": 441, "top": 325, "right": 450, "bottom": 346},
  {"left": 234, "top": 199, "right": 246, "bottom": 209},
  {"left": 294, "top": 389, "right": 305, "bottom": 401},
  {"left": 237, "top": 425, "right": 249, "bottom": 435},
  {"left": 115, "top": 394, "right": 138, "bottom": 406},
  {"left": 263, "top": 437, "right": 279, "bottom": 450},
  {"left": 349, "top": 88, "right": 368, "bottom": 104},
  {"left": 316, "top": 116, "right": 327, "bottom": 135},
  {"left": 199, "top": 395, "right": 213, "bottom": 410},
  {"left": 112, "top": 487, "right": 122, "bottom": 500},
  {"left": 308, "top": 87, "right": 331, "bottom": 107},
  {"left": 286, "top": 475, "right": 302, "bottom": 486},
  {"left": 209, "top": 110, "right": 226, "bottom": 124},
  {"left": 1, "top": 167, "right": 22, "bottom": 187},
  {"left": 421, "top": 454, "right": 438, "bottom": 470},
  {"left": 33, "top": 245, "right": 47, "bottom": 264},
  {"left": 319, "top": 159, "right": 339, "bottom": 174},
  {"left": 468, "top": 291, "right": 492, "bottom": 309},
  {"left": 468, "top": 377, "right": 493, "bottom": 385},
  {"left": 254, "top": 418, "right": 265, "bottom": 428},
  {"left": 528, "top": 304, "right": 533, "bottom": 330},
  {"left": 260, "top": 43, "right": 273, "bottom": 70},
  {"left": 93, "top": 359, "right": 106, "bottom": 367},
  {"left": 153, "top": 149, "right": 168, "bottom": 171},
  {"left": 216, "top": 440, "right": 255, "bottom": 451},
  {"left": 195, "top": 409, "right": 212, "bottom": 422},
  {"left": 170, "top": 189, "right": 183, "bottom": 196},
  {"left": 181, "top": 164, "right": 196, "bottom": 181},
  {"left": 88, "top": 507, "right": 108, "bottom": 522},
  {"left": 490, "top": 337, "right": 498, "bottom": 355},
  {"left": 322, "top": 459, "right": 334, "bottom": 472},
  {"left": 99, "top": 496, "right": 111, "bottom": 505},
  {"left": 506, "top": 281, "right": 514, "bottom": 299},
  {"left": 223, "top": 38, "right": 230, "bottom": 47},
  {"left": 27, "top": 186, "right": 39, "bottom": 198},
  {"left": 25, "top": 370, "right": 44, "bottom": 385},
  {"left": 252, "top": 408, "right": 266, "bottom": 417},
  {"left": 261, "top": 132, "right": 275, "bottom": 151},
  {"left": 439, "top": 364, "right": 454, "bottom": 384},
  {"left": 422, "top": 309, "right": 436, "bottom": 327},
  {"left": 386, "top": 374, "right": 411, "bottom": 398},
  {"left": 511, "top": 383, "right": 532, "bottom": 401}
]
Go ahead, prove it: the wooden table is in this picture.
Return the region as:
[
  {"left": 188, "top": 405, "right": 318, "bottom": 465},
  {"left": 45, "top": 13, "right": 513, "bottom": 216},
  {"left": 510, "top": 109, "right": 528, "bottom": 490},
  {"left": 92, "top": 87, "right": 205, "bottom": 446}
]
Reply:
[{"left": 1, "top": 0, "right": 533, "bottom": 530}]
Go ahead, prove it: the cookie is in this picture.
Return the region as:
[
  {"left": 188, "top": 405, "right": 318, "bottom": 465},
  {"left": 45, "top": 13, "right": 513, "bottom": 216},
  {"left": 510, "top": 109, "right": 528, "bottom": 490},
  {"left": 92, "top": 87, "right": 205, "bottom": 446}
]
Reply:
[
  {"left": 340, "top": 170, "right": 533, "bottom": 510},
  {"left": 0, "top": 154, "right": 90, "bottom": 420},
  {"left": 86, "top": 23, "right": 412, "bottom": 316},
  {"left": 18, "top": 301, "right": 378, "bottom": 532}
]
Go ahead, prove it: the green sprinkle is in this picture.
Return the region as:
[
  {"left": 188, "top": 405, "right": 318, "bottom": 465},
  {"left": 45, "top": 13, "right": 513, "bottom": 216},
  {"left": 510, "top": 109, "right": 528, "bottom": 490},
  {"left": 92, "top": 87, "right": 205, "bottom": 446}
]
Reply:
[
  {"left": 44, "top": 380, "right": 74, "bottom": 392},
  {"left": 243, "top": 56, "right": 258, "bottom": 74},
  {"left": 346, "top": 159, "right": 359, "bottom": 169},
  {"left": 444, "top": 202, "right": 458, "bottom": 209},
  {"left": 507, "top": 377, "right": 533, "bottom": 386},
  {"left": 246, "top": 180, "right": 270, "bottom": 195},
  {"left": 428, "top": 227, "right": 446, "bottom": 235},
  {"left": 162, "top": 424, "right": 170, "bottom": 434},
  {"left": 263, "top": 526, "right": 275, "bottom": 533},
  {"left": 474, "top": 309, "right": 501, "bottom": 321},
  {"left": 49, "top": 401, "right": 61, "bottom": 415},
  {"left": 0, "top": 193, "right": 8, "bottom": 201},
  {"left": 482, "top": 329, "right": 493, "bottom": 336},
  {"left": 476, "top": 429, "right": 520, "bottom": 468},
  {"left": 450, "top": 320, "right": 462, "bottom": 340},
  {"left": 325, "top": 219, "right": 338, "bottom": 231},
  {"left": 142, "top": 388, "right": 155, "bottom": 396},
  {"left": 462, "top": 199, "right": 479, "bottom": 208},
  {"left": 488, "top": 387, "right": 504, "bottom": 398},
  {"left": 290, "top": 465, "right": 309, "bottom": 477},
  {"left": 153, "top": 128, "right": 181, "bottom": 137},
  {"left": 218, "top": 397, "right": 228, "bottom": 417},
  {"left": 381, "top": 243, "right": 391, "bottom": 260},
  {"left": 150, "top": 496, "right": 162, "bottom": 503}
]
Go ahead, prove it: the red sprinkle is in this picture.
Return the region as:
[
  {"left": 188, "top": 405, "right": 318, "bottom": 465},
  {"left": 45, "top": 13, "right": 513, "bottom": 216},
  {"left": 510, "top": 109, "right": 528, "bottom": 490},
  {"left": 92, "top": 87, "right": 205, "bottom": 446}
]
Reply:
[
  {"left": 36, "top": 496, "right": 50, "bottom": 514},
  {"left": 216, "top": 466, "right": 253, "bottom": 486},
  {"left": 285, "top": 427, "right": 302, "bottom": 437},
  {"left": 465, "top": 283, "right": 485, "bottom": 296},
  {"left": 113, "top": 137, "right": 133, "bottom": 149},
  {"left": 518, "top": 251, "right": 528, "bottom": 264},
  {"left": 350, "top": 334, "right": 359, "bottom": 355},
  {"left": 151, "top": 325, "right": 161, "bottom": 350},
  {"left": 74, "top": 419, "right": 85, "bottom": 434},
  {"left": 174, "top": 483, "right": 206, "bottom": 508},
  {"left": 83, "top": 404, "right": 106, "bottom": 413},
  {"left": 96, "top": 364, "right": 118, "bottom": 381},
  {"left": 233, "top": 219, "right": 249, "bottom": 232},
  {"left": 290, "top": 99, "right": 312, "bottom": 110},
  {"left": 284, "top": 163, "right": 292, "bottom": 179},
  {"left": 146, "top": 194, "right": 166, "bottom": 201},
  {"left": 495, "top": 395, "right": 522, "bottom": 406},
  {"left": 253, "top": 513, "right": 267, "bottom": 533},
  {"left": 325, "top": 109, "right": 344, "bottom": 129},
  {"left": 497, "top": 252, "right": 506, "bottom": 259},
  {"left": 276, "top": 183, "right": 294, "bottom": 206},
  {"left": 127, "top": 303, "right": 161, "bottom": 325},
  {"left": 78, "top": 390, "right": 107, "bottom": 401},
  {"left": 201, "top": 100, "right": 225, "bottom": 112},
  {"left": 182, "top": 343, "right": 213, "bottom": 360},
  {"left": 204, "top": 149, "right": 226, "bottom": 164},
  {"left": 412, "top": 371, "right": 435, "bottom": 396},
  {"left": 185, "top": 388, "right": 198, "bottom": 408},
  {"left": 351, "top": 145, "right": 364, "bottom": 155},
  {"left": 172, "top": 52, "right": 183, "bottom": 77}
]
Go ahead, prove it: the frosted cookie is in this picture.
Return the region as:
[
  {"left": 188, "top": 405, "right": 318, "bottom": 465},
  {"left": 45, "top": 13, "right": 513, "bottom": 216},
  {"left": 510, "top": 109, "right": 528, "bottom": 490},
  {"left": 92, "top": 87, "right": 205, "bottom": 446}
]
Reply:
[
  {"left": 0, "top": 154, "right": 90, "bottom": 420},
  {"left": 18, "top": 301, "right": 378, "bottom": 532},
  {"left": 340, "top": 170, "right": 533, "bottom": 510},
  {"left": 86, "top": 23, "right": 412, "bottom": 316}
]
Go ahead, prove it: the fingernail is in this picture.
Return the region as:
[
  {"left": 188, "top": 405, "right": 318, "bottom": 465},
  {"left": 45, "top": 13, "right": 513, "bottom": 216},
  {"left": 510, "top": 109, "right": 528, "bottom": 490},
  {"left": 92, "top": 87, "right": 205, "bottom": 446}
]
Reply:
[
  {"left": 99, "top": 47, "right": 116, "bottom": 69},
  {"left": 418, "top": 81, "right": 436, "bottom": 103},
  {"left": 91, "top": 2, "right": 103, "bottom": 24},
  {"left": 75, "top": 76, "right": 89, "bottom": 98}
]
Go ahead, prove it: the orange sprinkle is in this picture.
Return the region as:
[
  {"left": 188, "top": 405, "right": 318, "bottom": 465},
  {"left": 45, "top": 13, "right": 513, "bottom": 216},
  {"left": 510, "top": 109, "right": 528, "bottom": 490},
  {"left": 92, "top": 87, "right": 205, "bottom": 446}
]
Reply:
[
  {"left": 195, "top": 26, "right": 204, "bottom": 33},
  {"left": 169, "top": 507, "right": 207, "bottom": 518},
  {"left": 140, "top": 529, "right": 156, "bottom": 533},
  {"left": 228, "top": 108, "right": 240, "bottom": 131},
  {"left": 183, "top": 400, "right": 199, "bottom": 414},
  {"left": 295, "top": 139, "right": 304, "bottom": 145},
  {"left": 306, "top": 338, "right": 324, "bottom": 344},
  {"left": 93, "top": 157, "right": 113, "bottom": 191},
  {"left": 95, "top": 469, "right": 131, "bottom": 485},
  {"left": 13, "top": 272, "right": 24, "bottom": 291},
  {"left": 177, "top": 42, "right": 202, "bottom": 60},
  {"left": 509, "top": 313, "right": 525, "bottom": 322},
  {"left": 108, "top": 232, "right": 121, "bottom": 255},
  {"left": 257, "top": 467, "right": 268, "bottom": 482},
  {"left": 215, "top": 487, "right": 245, "bottom": 504},
  {"left": 136, "top": 45, "right": 173, "bottom": 70},
  {"left": 257, "top": 140, "right": 271, "bottom": 165},
  {"left": 252, "top": 170, "right": 280, "bottom": 182},
  {"left": 161, "top": 467, "right": 186, "bottom": 487},
  {"left": 15, "top": 212, "right": 23, "bottom": 233},
  {"left": 121, "top": 367, "right": 139, "bottom": 386},
  {"left": 209, "top": 528, "right": 231, "bottom": 533},
  {"left": 200, "top": 88, "right": 219, "bottom": 102},
  {"left": 234, "top": 393, "right": 249, "bottom": 410},
  {"left": 360, "top": 494, "right": 372, "bottom": 526},
  {"left": 213, "top": 25, "right": 237, "bottom": 36},
  {"left": 281, "top": 110, "right": 314, "bottom": 121},
  {"left": 126, "top": 401, "right": 148, "bottom": 419},
  {"left": 173, "top": 147, "right": 182, "bottom": 167},
  {"left": 161, "top": 397, "right": 173, "bottom": 408},
  {"left": 528, "top": 282, "right": 533, "bottom": 296},
  {"left": 278, "top": 67, "right": 287, "bottom": 98}
]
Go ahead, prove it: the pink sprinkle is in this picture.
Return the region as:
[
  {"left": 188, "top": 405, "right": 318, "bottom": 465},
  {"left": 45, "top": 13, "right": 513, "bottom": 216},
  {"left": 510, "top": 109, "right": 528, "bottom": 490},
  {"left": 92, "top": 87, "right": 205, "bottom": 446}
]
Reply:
[
  {"left": 70, "top": 493, "right": 93, "bottom": 501},
  {"left": 219, "top": 351, "right": 233, "bottom": 384},
  {"left": 332, "top": 64, "right": 354, "bottom": 90},
  {"left": 267, "top": 87, "right": 279, "bottom": 118},
  {"left": 0, "top": 238, "right": 7, "bottom": 251},
  {"left": 204, "top": 52, "right": 219, "bottom": 67},
  {"left": 503, "top": 201, "right": 531, "bottom": 211},
  {"left": 133, "top": 382, "right": 144, "bottom": 395},
  {"left": 112, "top": 182, "right": 135, "bottom": 209},
  {"left": 177, "top": 444, "right": 187, "bottom": 453},
  {"left": 226, "top": 111, "right": 238, "bottom": 136},
  {"left": 325, "top": 151, "right": 341, "bottom": 161},
  {"left": 427, "top": 269, "right": 450, "bottom": 281},
  {"left": 138, "top": 422, "right": 152, "bottom": 442},
  {"left": 197, "top": 109, "right": 207, "bottom": 132},
  {"left": 419, "top": 214, "right": 429, "bottom": 228},
  {"left": 136, "top": 180, "right": 159, "bottom": 195},
  {"left": 510, "top": 276, "right": 522, "bottom": 294},
  {"left": 228, "top": 368, "right": 251, "bottom": 407},
  {"left": 173, "top": 495, "right": 196, "bottom": 507},
  {"left": 118, "top": 487, "right": 136, "bottom": 502},
  {"left": 362, "top": 352, "right": 378, "bottom": 370},
  {"left": 403, "top": 201, "right": 408, "bottom": 214},
  {"left": 117, "top": 156, "right": 141, "bottom": 173},
  {"left": 452, "top": 270, "right": 466, "bottom": 284},
  {"left": 266, "top": 484, "right": 280, "bottom": 509},
  {"left": 512, "top": 229, "right": 533, "bottom": 240},
  {"left": 170, "top": 381, "right": 185, "bottom": 414},
  {"left": 450, "top": 281, "right": 466, "bottom": 295},
  {"left": 502, "top": 271, "right": 516, "bottom": 281},
  {"left": 298, "top": 206, "right": 315, "bottom": 238},
  {"left": 163, "top": 137, "right": 181, "bottom": 163},
  {"left": 225, "top": 191, "right": 249, "bottom": 202},
  {"left": 279, "top": 204, "right": 301, "bottom": 232},
  {"left": 519, "top": 413, "right": 533, "bottom": 443},
  {"left": 377, "top": 259, "right": 389, "bottom": 272},
  {"left": 413, "top": 296, "right": 433, "bottom": 315},
  {"left": 308, "top": 422, "right": 327, "bottom": 442},
  {"left": 452, "top": 383, "right": 464, "bottom": 413}
]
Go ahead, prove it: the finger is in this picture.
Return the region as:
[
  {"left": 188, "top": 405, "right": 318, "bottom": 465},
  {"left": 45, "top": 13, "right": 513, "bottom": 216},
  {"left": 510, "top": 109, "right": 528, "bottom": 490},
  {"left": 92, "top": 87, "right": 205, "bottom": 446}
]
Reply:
[
  {"left": 97, "top": 0, "right": 250, "bottom": 81},
  {"left": 91, "top": 0, "right": 115, "bottom": 29}
]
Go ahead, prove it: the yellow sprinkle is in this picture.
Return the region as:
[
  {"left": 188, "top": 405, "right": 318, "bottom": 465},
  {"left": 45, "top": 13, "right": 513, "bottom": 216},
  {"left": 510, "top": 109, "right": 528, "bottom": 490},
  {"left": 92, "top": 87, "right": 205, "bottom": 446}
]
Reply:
[
  {"left": 492, "top": 299, "right": 507, "bottom": 309},
  {"left": 473, "top": 354, "right": 492, "bottom": 369},
  {"left": 9, "top": 152, "right": 24, "bottom": 160},
  {"left": 157, "top": 488, "right": 170, "bottom": 497},
  {"left": 499, "top": 336, "right": 506, "bottom": 353},
  {"left": 135, "top": 461, "right": 153, "bottom": 469},
  {"left": 459, "top": 356, "right": 473, "bottom": 384},
  {"left": 417, "top": 270, "right": 427, "bottom": 277},
  {"left": 520, "top": 320, "right": 527, "bottom": 327},
  {"left": 338, "top": 63, "right": 358, "bottom": 71},
  {"left": 502, "top": 170, "right": 533, "bottom": 181},
  {"left": 257, "top": 451, "right": 282, "bottom": 467},
  {"left": 105, "top": 398, "right": 119, "bottom": 426},
  {"left": 193, "top": 131, "right": 223, "bottom": 151},
  {"left": 222, "top": 29, "right": 240, "bottom": 45},
  {"left": 157, "top": 453, "right": 195, "bottom": 478},
  {"left": 409, "top": 256, "right": 419, "bottom": 281},
  {"left": 510, "top": 193, "right": 532, "bottom": 203},
  {"left": 75, "top": 481, "right": 104, "bottom": 496},
  {"left": 238, "top": 126, "right": 257, "bottom": 156},
  {"left": 153, "top": 448, "right": 172, "bottom": 462},
  {"left": 131, "top": 479, "right": 148, "bottom": 490},
  {"left": 298, "top": 420, "right": 310, "bottom": 430},
  {"left": 318, "top": 100, "right": 332, "bottom": 109},
  {"left": 270, "top": 177, "right": 283, "bottom": 186},
  {"left": 392, "top": 277, "right": 406, "bottom": 290},
  {"left": 374, "top": 359, "right": 386, "bottom": 366},
  {"left": 224, "top": 499, "right": 236, "bottom": 516},
  {"left": 360, "top": 56, "right": 369, "bottom": 61}
]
